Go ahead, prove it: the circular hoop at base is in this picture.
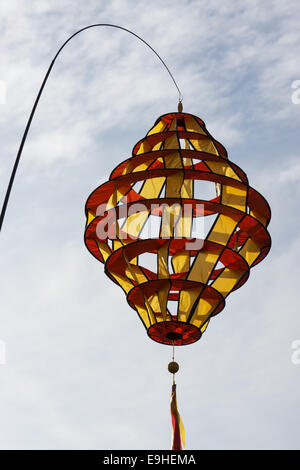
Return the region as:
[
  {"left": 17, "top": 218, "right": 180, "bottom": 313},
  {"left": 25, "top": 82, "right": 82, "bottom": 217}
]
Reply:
[{"left": 147, "top": 321, "right": 201, "bottom": 346}]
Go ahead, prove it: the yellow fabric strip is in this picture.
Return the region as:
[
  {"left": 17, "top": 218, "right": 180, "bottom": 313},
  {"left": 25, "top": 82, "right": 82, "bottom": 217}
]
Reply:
[
  {"left": 147, "top": 120, "right": 167, "bottom": 136},
  {"left": 239, "top": 238, "right": 260, "bottom": 266},
  {"left": 210, "top": 268, "right": 245, "bottom": 298},
  {"left": 140, "top": 176, "right": 166, "bottom": 199},
  {"left": 158, "top": 242, "right": 170, "bottom": 279},
  {"left": 122, "top": 208, "right": 150, "bottom": 239},
  {"left": 190, "top": 297, "right": 214, "bottom": 328},
  {"left": 135, "top": 305, "right": 151, "bottom": 329},
  {"left": 178, "top": 287, "right": 203, "bottom": 322},
  {"left": 222, "top": 185, "right": 247, "bottom": 212},
  {"left": 179, "top": 416, "right": 185, "bottom": 449},
  {"left": 172, "top": 251, "right": 189, "bottom": 274},
  {"left": 136, "top": 140, "right": 152, "bottom": 155},
  {"left": 205, "top": 161, "right": 243, "bottom": 183},
  {"left": 189, "top": 137, "right": 219, "bottom": 155},
  {"left": 106, "top": 184, "right": 128, "bottom": 210},
  {"left": 166, "top": 172, "right": 184, "bottom": 198},
  {"left": 160, "top": 204, "right": 182, "bottom": 239},
  {"left": 132, "top": 158, "right": 155, "bottom": 174},
  {"left": 180, "top": 178, "right": 193, "bottom": 198},
  {"left": 208, "top": 213, "right": 241, "bottom": 246},
  {"left": 124, "top": 264, "right": 148, "bottom": 284},
  {"left": 175, "top": 208, "right": 193, "bottom": 238},
  {"left": 96, "top": 241, "right": 111, "bottom": 262},
  {"left": 188, "top": 249, "right": 220, "bottom": 284},
  {"left": 161, "top": 151, "right": 184, "bottom": 238},
  {"left": 164, "top": 151, "right": 183, "bottom": 170},
  {"left": 157, "top": 242, "right": 170, "bottom": 321},
  {"left": 122, "top": 159, "right": 133, "bottom": 176},
  {"left": 122, "top": 249, "right": 156, "bottom": 325},
  {"left": 157, "top": 282, "right": 171, "bottom": 322},
  {"left": 184, "top": 116, "right": 206, "bottom": 135},
  {"left": 168, "top": 116, "right": 178, "bottom": 131},
  {"left": 200, "top": 319, "right": 210, "bottom": 333},
  {"left": 164, "top": 134, "right": 180, "bottom": 150},
  {"left": 87, "top": 211, "right": 96, "bottom": 226}
]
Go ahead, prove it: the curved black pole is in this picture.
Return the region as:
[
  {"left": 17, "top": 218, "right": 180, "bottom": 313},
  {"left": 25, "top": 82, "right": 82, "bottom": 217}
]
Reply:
[{"left": 0, "top": 24, "right": 183, "bottom": 233}]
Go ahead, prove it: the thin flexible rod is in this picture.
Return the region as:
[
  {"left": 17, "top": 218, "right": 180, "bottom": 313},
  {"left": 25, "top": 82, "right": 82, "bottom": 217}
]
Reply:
[{"left": 0, "top": 24, "right": 183, "bottom": 232}]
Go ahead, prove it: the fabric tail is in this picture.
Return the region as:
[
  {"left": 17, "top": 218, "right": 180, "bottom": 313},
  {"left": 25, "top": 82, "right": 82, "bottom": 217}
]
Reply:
[{"left": 170, "top": 383, "right": 185, "bottom": 450}]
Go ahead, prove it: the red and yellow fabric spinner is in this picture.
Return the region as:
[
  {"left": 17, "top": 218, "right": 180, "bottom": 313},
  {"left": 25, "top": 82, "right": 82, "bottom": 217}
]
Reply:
[{"left": 84, "top": 111, "right": 271, "bottom": 347}]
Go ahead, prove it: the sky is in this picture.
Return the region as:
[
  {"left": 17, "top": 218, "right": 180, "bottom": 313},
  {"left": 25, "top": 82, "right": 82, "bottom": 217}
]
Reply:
[{"left": 0, "top": 0, "right": 300, "bottom": 450}]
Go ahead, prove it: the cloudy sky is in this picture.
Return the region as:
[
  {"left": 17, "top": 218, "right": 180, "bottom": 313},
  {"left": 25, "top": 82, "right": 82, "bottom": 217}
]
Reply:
[{"left": 0, "top": 0, "right": 300, "bottom": 450}]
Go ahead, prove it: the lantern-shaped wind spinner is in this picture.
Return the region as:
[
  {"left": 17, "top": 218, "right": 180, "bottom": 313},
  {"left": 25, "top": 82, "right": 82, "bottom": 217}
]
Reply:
[
  {"left": 0, "top": 23, "right": 272, "bottom": 451},
  {"left": 84, "top": 109, "right": 271, "bottom": 346}
]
